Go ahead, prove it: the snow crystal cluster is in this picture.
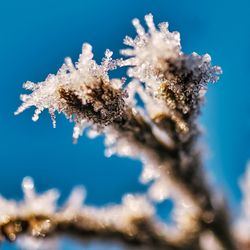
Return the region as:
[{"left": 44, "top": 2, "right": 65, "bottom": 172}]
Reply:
[
  {"left": 15, "top": 44, "right": 126, "bottom": 140},
  {"left": 0, "top": 177, "right": 154, "bottom": 250},
  {"left": 14, "top": 11, "right": 221, "bottom": 238}
]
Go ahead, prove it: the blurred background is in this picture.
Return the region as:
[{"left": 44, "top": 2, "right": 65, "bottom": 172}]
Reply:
[{"left": 0, "top": 0, "right": 250, "bottom": 249}]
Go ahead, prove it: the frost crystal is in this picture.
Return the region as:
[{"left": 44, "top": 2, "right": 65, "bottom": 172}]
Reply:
[
  {"left": 15, "top": 44, "right": 126, "bottom": 139},
  {"left": 0, "top": 177, "right": 58, "bottom": 223},
  {"left": 17, "top": 236, "right": 58, "bottom": 250},
  {"left": 121, "top": 14, "right": 222, "bottom": 116},
  {"left": 235, "top": 163, "right": 250, "bottom": 244}
]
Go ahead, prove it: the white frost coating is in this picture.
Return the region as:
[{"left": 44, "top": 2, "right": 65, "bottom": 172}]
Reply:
[
  {"left": 127, "top": 80, "right": 174, "bottom": 123},
  {"left": 0, "top": 197, "right": 18, "bottom": 224},
  {"left": 17, "top": 236, "right": 58, "bottom": 250},
  {"left": 121, "top": 14, "right": 222, "bottom": 105},
  {"left": 0, "top": 177, "right": 58, "bottom": 222},
  {"left": 103, "top": 124, "right": 163, "bottom": 181},
  {"left": 0, "top": 177, "right": 153, "bottom": 222},
  {"left": 62, "top": 186, "right": 86, "bottom": 217},
  {"left": 13, "top": 14, "right": 227, "bottom": 249},
  {"left": 15, "top": 43, "right": 123, "bottom": 139},
  {"left": 199, "top": 231, "right": 224, "bottom": 250},
  {"left": 172, "top": 196, "right": 200, "bottom": 231},
  {"left": 122, "top": 193, "right": 155, "bottom": 218},
  {"left": 234, "top": 163, "right": 250, "bottom": 243},
  {"left": 148, "top": 178, "right": 170, "bottom": 202},
  {"left": 140, "top": 160, "right": 160, "bottom": 184},
  {"left": 1, "top": 178, "right": 153, "bottom": 217},
  {"left": 22, "top": 177, "right": 59, "bottom": 215},
  {"left": 0, "top": 178, "right": 158, "bottom": 250},
  {"left": 79, "top": 193, "right": 154, "bottom": 234},
  {"left": 73, "top": 120, "right": 89, "bottom": 143},
  {"left": 121, "top": 14, "right": 181, "bottom": 87}
]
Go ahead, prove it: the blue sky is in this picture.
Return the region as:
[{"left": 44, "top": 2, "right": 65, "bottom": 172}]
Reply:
[{"left": 1, "top": 0, "right": 250, "bottom": 249}]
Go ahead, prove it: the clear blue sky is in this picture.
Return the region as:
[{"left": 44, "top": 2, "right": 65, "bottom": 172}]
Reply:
[{"left": 1, "top": 0, "right": 250, "bottom": 249}]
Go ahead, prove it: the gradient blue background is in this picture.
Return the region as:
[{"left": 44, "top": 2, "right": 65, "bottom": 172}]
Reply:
[{"left": 1, "top": 0, "right": 250, "bottom": 249}]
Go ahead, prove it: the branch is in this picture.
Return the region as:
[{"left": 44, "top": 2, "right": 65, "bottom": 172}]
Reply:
[
  {"left": 0, "top": 178, "right": 199, "bottom": 250},
  {"left": 13, "top": 14, "right": 239, "bottom": 250},
  {"left": 120, "top": 14, "right": 237, "bottom": 250}
]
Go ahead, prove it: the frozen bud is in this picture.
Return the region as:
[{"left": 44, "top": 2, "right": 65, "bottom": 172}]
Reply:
[
  {"left": 121, "top": 13, "right": 221, "bottom": 117},
  {"left": 15, "top": 43, "right": 126, "bottom": 139}
]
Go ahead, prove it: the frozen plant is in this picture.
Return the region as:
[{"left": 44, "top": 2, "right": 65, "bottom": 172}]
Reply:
[{"left": 0, "top": 13, "right": 247, "bottom": 249}]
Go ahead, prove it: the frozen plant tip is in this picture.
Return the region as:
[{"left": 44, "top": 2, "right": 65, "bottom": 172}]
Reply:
[
  {"left": 15, "top": 44, "right": 126, "bottom": 135},
  {"left": 121, "top": 14, "right": 222, "bottom": 136},
  {"left": 11, "top": 13, "right": 249, "bottom": 250}
]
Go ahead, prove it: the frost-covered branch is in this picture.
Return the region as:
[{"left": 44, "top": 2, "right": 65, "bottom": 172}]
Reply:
[
  {"left": 234, "top": 163, "right": 250, "bottom": 249},
  {"left": 0, "top": 178, "right": 200, "bottom": 250},
  {"left": 120, "top": 15, "right": 236, "bottom": 250},
  {"left": 10, "top": 14, "right": 244, "bottom": 250}
]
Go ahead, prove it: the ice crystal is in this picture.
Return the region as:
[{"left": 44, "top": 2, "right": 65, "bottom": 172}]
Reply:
[{"left": 121, "top": 14, "right": 222, "bottom": 116}]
